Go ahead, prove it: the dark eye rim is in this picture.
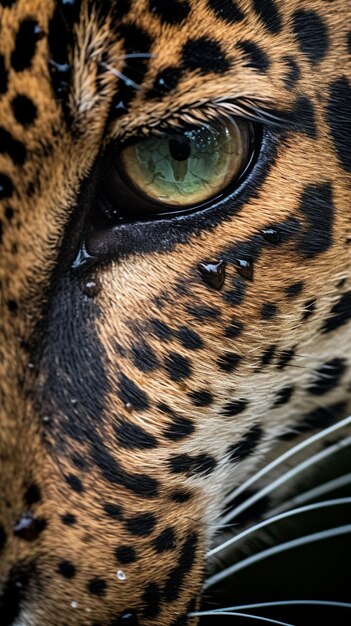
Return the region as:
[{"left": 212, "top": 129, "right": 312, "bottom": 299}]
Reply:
[{"left": 94, "top": 117, "right": 261, "bottom": 224}]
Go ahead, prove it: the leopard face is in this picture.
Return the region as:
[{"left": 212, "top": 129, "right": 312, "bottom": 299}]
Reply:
[{"left": 0, "top": 1, "right": 350, "bottom": 625}]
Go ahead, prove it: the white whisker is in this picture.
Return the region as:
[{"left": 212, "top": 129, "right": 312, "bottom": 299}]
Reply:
[
  {"left": 268, "top": 473, "right": 351, "bottom": 517},
  {"left": 222, "top": 436, "right": 351, "bottom": 525},
  {"left": 99, "top": 62, "right": 143, "bottom": 90},
  {"left": 224, "top": 416, "right": 351, "bottom": 507},
  {"left": 190, "top": 610, "right": 294, "bottom": 625},
  {"left": 204, "top": 524, "right": 351, "bottom": 590},
  {"left": 192, "top": 600, "right": 351, "bottom": 614},
  {"left": 207, "top": 497, "right": 351, "bottom": 558}
]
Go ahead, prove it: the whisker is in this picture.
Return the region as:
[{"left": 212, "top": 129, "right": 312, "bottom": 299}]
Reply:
[
  {"left": 190, "top": 610, "right": 294, "bottom": 625},
  {"left": 268, "top": 473, "right": 351, "bottom": 517},
  {"left": 224, "top": 415, "right": 351, "bottom": 507},
  {"left": 99, "top": 61, "right": 143, "bottom": 90},
  {"left": 222, "top": 436, "right": 351, "bottom": 525},
  {"left": 207, "top": 497, "right": 351, "bottom": 558},
  {"left": 203, "top": 524, "right": 351, "bottom": 590},
  {"left": 192, "top": 600, "right": 351, "bottom": 613}
]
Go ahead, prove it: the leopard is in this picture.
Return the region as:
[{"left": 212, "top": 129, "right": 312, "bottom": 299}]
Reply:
[{"left": 0, "top": 1, "right": 350, "bottom": 625}]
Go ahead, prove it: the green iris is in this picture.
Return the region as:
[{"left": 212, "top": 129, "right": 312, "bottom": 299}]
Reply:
[{"left": 120, "top": 118, "right": 250, "bottom": 208}]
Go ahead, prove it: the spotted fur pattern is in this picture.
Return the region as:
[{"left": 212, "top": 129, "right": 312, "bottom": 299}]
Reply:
[{"left": 0, "top": 1, "right": 350, "bottom": 625}]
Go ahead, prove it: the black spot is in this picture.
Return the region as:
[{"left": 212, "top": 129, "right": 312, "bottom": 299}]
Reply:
[
  {"left": 164, "top": 416, "right": 195, "bottom": 441},
  {"left": 293, "top": 96, "right": 317, "bottom": 138},
  {"left": 6, "top": 300, "right": 17, "bottom": 316},
  {"left": 57, "top": 560, "right": 76, "bottom": 579},
  {"left": 224, "top": 276, "right": 246, "bottom": 305},
  {"left": 228, "top": 425, "right": 263, "bottom": 462},
  {"left": 164, "top": 352, "right": 192, "bottom": 382},
  {"left": 5, "top": 206, "right": 14, "bottom": 220},
  {"left": 71, "top": 452, "right": 87, "bottom": 470},
  {"left": 0, "top": 524, "right": 6, "bottom": 552},
  {"left": 259, "top": 344, "right": 277, "bottom": 367},
  {"left": 0, "top": 173, "right": 14, "bottom": 199},
  {"left": 222, "top": 399, "right": 248, "bottom": 417},
  {"left": 176, "top": 327, "right": 203, "bottom": 350},
  {"left": 260, "top": 303, "right": 277, "bottom": 320},
  {"left": 92, "top": 435, "right": 159, "bottom": 498},
  {"left": 285, "top": 281, "right": 304, "bottom": 299},
  {"left": 115, "top": 420, "right": 158, "bottom": 449},
  {"left": 298, "top": 183, "right": 333, "bottom": 257},
  {"left": 126, "top": 513, "right": 156, "bottom": 537},
  {"left": 224, "top": 318, "right": 244, "bottom": 338},
  {"left": 142, "top": 582, "right": 161, "bottom": 619},
  {"left": 0, "top": 54, "right": 8, "bottom": 94},
  {"left": 111, "top": 24, "right": 152, "bottom": 118},
  {"left": 217, "top": 352, "right": 242, "bottom": 372},
  {"left": 149, "top": 318, "right": 174, "bottom": 341},
  {"left": 11, "top": 19, "right": 42, "bottom": 72},
  {"left": 298, "top": 402, "right": 348, "bottom": 434},
  {"left": 186, "top": 304, "right": 221, "bottom": 321},
  {"left": 293, "top": 10, "right": 329, "bottom": 63},
  {"left": 347, "top": 31, "right": 351, "bottom": 55},
  {"left": 149, "top": 0, "right": 190, "bottom": 24},
  {"left": 148, "top": 66, "right": 182, "bottom": 99},
  {"left": 307, "top": 358, "right": 347, "bottom": 395},
  {"left": 24, "top": 484, "right": 41, "bottom": 506},
  {"left": 61, "top": 513, "right": 76, "bottom": 526},
  {"left": 282, "top": 55, "right": 300, "bottom": 89},
  {"left": 87, "top": 577, "right": 107, "bottom": 596},
  {"left": 48, "top": 6, "right": 73, "bottom": 105},
  {"left": 164, "top": 533, "right": 198, "bottom": 601},
  {"left": 253, "top": 0, "right": 282, "bottom": 34},
  {"left": 118, "top": 374, "right": 149, "bottom": 411},
  {"left": 302, "top": 298, "right": 316, "bottom": 321},
  {"left": 273, "top": 385, "right": 295, "bottom": 407},
  {"left": 131, "top": 342, "right": 159, "bottom": 372},
  {"left": 326, "top": 77, "right": 351, "bottom": 172},
  {"left": 169, "top": 489, "right": 193, "bottom": 503},
  {"left": 169, "top": 453, "right": 216, "bottom": 476},
  {"left": 0, "top": 560, "right": 34, "bottom": 626},
  {"left": 11, "top": 94, "right": 37, "bottom": 126},
  {"left": 153, "top": 527, "right": 176, "bottom": 553},
  {"left": 237, "top": 41, "right": 269, "bottom": 72},
  {"left": 103, "top": 503, "right": 124, "bottom": 521},
  {"left": 182, "top": 37, "right": 230, "bottom": 75},
  {"left": 188, "top": 390, "right": 214, "bottom": 407},
  {"left": 207, "top": 0, "right": 244, "bottom": 23},
  {"left": 277, "top": 349, "right": 295, "bottom": 370},
  {"left": 322, "top": 292, "right": 351, "bottom": 333},
  {"left": 64, "top": 474, "right": 83, "bottom": 493},
  {"left": 115, "top": 546, "right": 137, "bottom": 564},
  {"left": 13, "top": 514, "right": 47, "bottom": 541}
]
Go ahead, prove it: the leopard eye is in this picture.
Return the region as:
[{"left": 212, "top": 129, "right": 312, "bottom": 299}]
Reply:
[{"left": 97, "top": 117, "right": 257, "bottom": 222}]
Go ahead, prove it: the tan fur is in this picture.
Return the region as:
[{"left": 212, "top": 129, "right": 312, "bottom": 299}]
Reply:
[{"left": 0, "top": 1, "right": 350, "bottom": 624}]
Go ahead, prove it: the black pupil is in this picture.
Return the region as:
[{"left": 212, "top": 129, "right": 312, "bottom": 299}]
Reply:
[{"left": 169, "top": 138, "right": 192, "bottom": 161}]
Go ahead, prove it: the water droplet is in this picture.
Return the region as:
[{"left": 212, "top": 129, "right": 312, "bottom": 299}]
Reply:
[
  {"left": 71, "top": 243, "right": 96, "bottom": 271},
  {"left": 28, "top": 362, "right": 34, "bottom": 370},
  {"left": 85, "top": 608, "right": 92, "bottom": 613},
  {"left": 13, "top": 513, "right": 46, "bottom": 541},
  {"left": 117, "top": 612, "right": 138, "bottom": 624},
  {"left": 82, "top": 277, "right": 101, "bottom": 298},
  {"left": 234, "top": 258, "right": 254, "bottom": 281},
  {"left": 116, "top": 570, "right": 127, "bottom": 581},
  {"left": 198, "top": 260, "right": 226, "bottom": 290},
  {"left": 262, "top": 228, "right": 281, "bottom": 244},
  {"left": 124, "top": 402, "right": 133, "bottom": 413},
  {"left": 71, "top": 601, "right": 78, "bottom": 609},
  {"left": 42, "top": 415, "right": 51, "bottom": 424}
]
